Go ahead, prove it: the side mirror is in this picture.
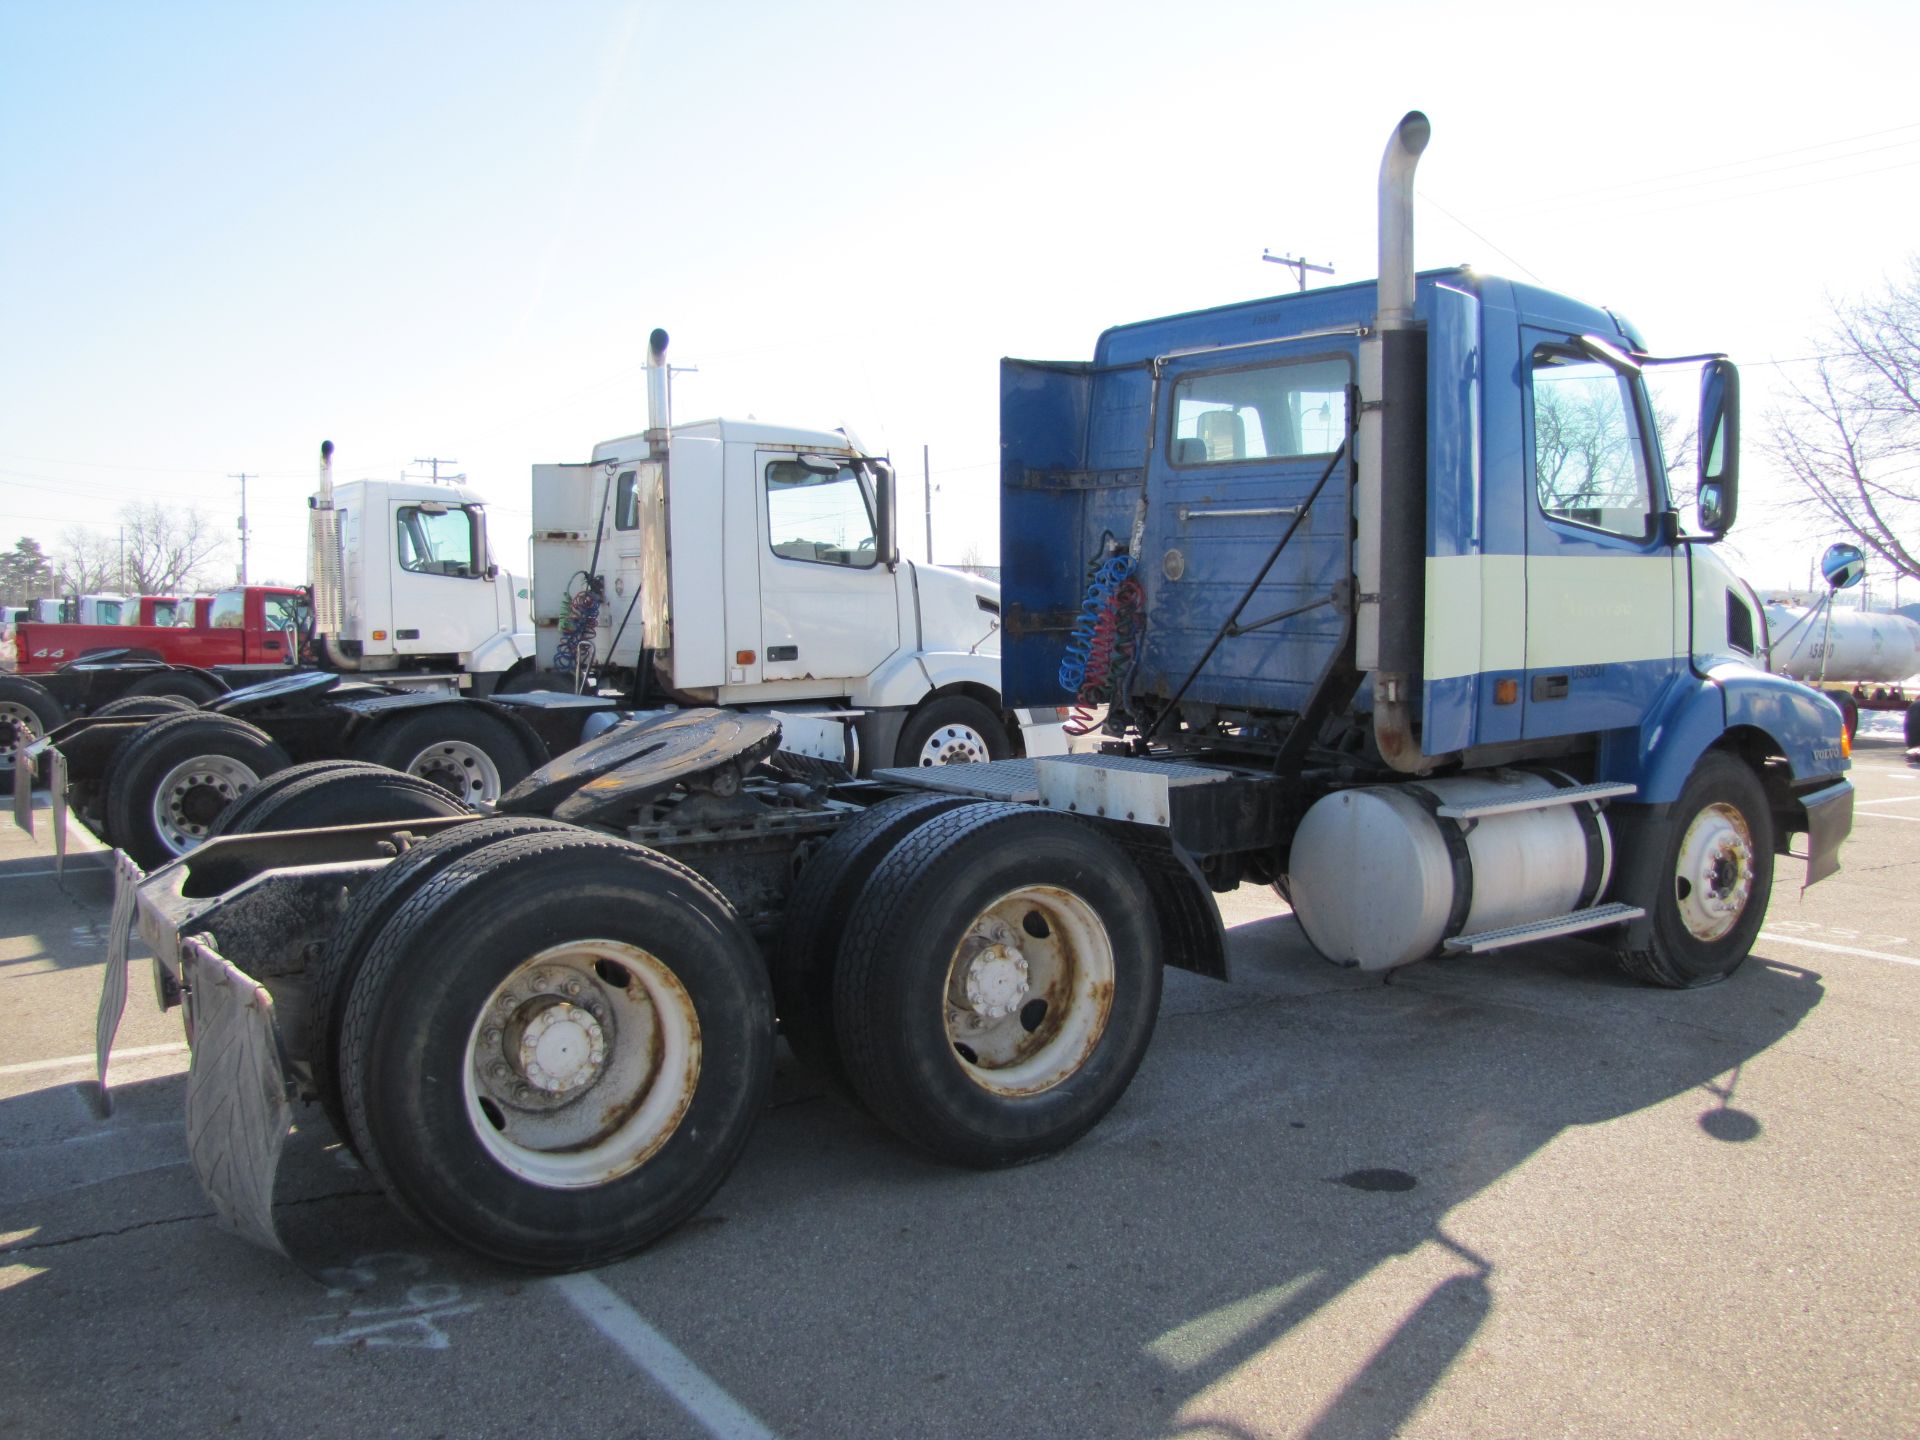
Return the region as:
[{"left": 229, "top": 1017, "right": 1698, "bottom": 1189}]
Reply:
[
  {"left": 871, "top": 460, "right": 900, "bottom": 569},
  {"left": 1821, "top": 541, "right": 1866, "bottom": 590},
  {"left": 469, "top": 507, "right": 491, "bottom": 581},
  {"left": 1696, "top": 358, "right": 1740, "bottom": 537}
]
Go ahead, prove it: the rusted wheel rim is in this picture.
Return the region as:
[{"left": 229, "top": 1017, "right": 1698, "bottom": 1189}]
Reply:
[
  {"left": 152, "top": 754, "right": 261, "bottom": 856},
  {"left": 1674, "top": 801, "right": 1755, "bottom": 942},
  {"left": 942, "top": 885, "right": 1115, "bottom": 1096},
  {"left": 916, "top": 723, "right": 991, "bottom": 767},
  {"left": 406, "top": 739, "right": 504, "bottom": 804},
  {"left": 463, "top": 940, "right": 700, "bottom": 1188}
]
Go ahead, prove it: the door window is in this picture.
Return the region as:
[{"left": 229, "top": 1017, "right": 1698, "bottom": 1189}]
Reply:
[
  {"left": 765, "top": 461, "right": 878, "bottom": 568},
  {"left": 1168, "top": 357, "right": 1349, "bottom": 464},
  {"left": 614, "top": 469, "right": 640, "bottom": 531},
  {"left": 1530, "top": 350, "right": 1655, "bottom": 539},
  {"left": 397, "top": 505, "right": 478, "bottom": 576}
]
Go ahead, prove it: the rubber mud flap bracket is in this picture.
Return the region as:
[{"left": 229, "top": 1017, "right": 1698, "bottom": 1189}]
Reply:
[
  {"left": 90, "top": 850, "right": 146, "bottom": 1117},
  {"left": 181, "top": 936, "right": 295, "bottom": 1257}
]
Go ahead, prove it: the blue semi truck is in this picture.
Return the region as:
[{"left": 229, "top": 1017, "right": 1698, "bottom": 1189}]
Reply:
[{"left": 102, "top": 113, "right": 1852, "bottom": 1270}]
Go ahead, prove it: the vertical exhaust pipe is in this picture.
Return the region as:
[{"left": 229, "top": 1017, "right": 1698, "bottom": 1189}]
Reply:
[
  {"left": 1376, "top": 112, "right": 1430, "bottom": 333},
  {"left": 308, "top": 439, "right": 346, "bottom": 644},
  {"left": 1357, "top": 111, "right": 1435, "bottom": 773},
  {"left": 645, "top": 328, "right": 671, "bottom": 457}
]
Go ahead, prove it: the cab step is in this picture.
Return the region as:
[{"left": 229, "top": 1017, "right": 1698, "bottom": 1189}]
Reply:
[
  {"left": 1434, "top": 780, "right": 1636, "bottom": 821},
  {"left": 1443, "top": 901, "right": 1645, "bottom": 955}
]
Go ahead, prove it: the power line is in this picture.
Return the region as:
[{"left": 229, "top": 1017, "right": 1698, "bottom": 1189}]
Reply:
[
  {"left": 1416, "top": 191, "right": 1544, "bottom": 283},
  {"left": 1494, "top": 119, "right": 1920, "bottom": 210}
]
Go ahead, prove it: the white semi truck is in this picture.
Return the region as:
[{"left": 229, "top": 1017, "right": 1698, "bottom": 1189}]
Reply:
[{"left": 17, "top": 376, "right": 1060, "bottom": 865}]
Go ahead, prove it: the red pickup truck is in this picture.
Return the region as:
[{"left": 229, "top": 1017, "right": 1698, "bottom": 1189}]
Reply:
[{"left": 12, "top": 586, "right": 304, "bottom": 676}]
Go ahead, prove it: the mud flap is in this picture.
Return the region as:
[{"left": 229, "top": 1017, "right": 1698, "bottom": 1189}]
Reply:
[
  {"left": 49, "top": 746, "right": 67, "bottom": 871},
  {"left": 10, "top": 729, "right": 35, "bottom": 833},
  {"left": 180, "top": 935, "right": 294, "bottom": 1257},
  {"left": 91, "top": 850, "right": 145, "bottom": 1117},
  {"left": 1799, "top": 778, "right": 1854, "bottom": 889}
]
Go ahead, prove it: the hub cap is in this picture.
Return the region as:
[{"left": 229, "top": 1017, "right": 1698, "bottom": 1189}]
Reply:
[
  {"left": 943, "top": 885, "right": 1114, "bottom": 1096},
  {"left": 1673, "top": 801, "right": 1756, "bottom": 942},
  {"left": 464, "top": 941, "right": 700, "bottom": 1188}
]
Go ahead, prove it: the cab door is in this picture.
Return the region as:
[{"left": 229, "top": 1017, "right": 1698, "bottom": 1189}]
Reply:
[
  {"left": 1519, "top": 332, "right": 1680, "bottom": 739},
  {"left": 389, "top": 498, "right": 492, "bottom": 655},
  {"left": 755, "top": 452, "right": 899, "bottom": 684},
  {"left": 1139, "top": 340, "right": 1358, "bottom": 716}
]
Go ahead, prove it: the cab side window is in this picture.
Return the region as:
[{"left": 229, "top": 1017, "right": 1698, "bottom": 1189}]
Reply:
[
  {"left": 765, "top": 461, "right": 878, "bottom": 568},
  {"left": 397, "top": 505, "right": 478, "bottom": 576},
  {"left": 1530, "top": 349, "right": 1655, "bottom": 539}
]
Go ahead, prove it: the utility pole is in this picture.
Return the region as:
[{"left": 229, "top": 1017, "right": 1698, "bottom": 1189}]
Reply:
[
  {"left": 118, "top": 526, "right": 126, "bottom": 592},
  {"left": 413, "top": 457, "right": 461, "bottom": 484},
  {"left": 1261, "top": 250, "right": 1335, "bottom": 291},
  {"left": 924, "top": 445, "right": 934, "bottom": 564},
  {"left": 229, "top": 473, "right": 254, "bottom": 584}
]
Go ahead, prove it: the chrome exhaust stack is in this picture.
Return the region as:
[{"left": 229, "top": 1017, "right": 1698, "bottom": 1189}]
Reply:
[
  {"left": 645, "top": 328, "right": 671, "bottom": 458},
  {"left": 1357, "top": 111, "right": 1434, "bottom": 774}
]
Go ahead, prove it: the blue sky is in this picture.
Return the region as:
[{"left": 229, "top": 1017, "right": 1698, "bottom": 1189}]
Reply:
[{"left": 4, "top": 0, "right": 1919, "bottom": 599}]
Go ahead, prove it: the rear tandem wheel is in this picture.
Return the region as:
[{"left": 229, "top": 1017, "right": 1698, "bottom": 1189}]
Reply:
[
  {"left": 831, "top": 803, "right": 1163, "bottom": 1167},
  {"left": 337, "top": 830, "right": 774, "bottom": 1269}
]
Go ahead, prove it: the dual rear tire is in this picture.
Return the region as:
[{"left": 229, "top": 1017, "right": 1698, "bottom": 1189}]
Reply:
[
  {"left": 309, "top": 802, "right": 1162, "bottom": 1267},
  {"left": 332, "top": 825, "right": 773, "bottom": 1270}
]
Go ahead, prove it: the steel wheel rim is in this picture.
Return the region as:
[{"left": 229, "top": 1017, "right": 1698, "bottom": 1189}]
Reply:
[
  {"left": 151, "top": 753, "right": 262, "bottom": 856},
  {"left": 1673, "top": 801, "right": 1756, "bottom": 942},
  {"left": 407, "top": 739, "right": 504, "bottom": 803},
  {"left": 916, "top": 722, "right": 991, "bottom": 767},
  {"left": 463, "top": 939, "right": 700, "bottom": 1189},
  {"left": 942, "top": 884, "right": 1115, "bottom": 1096},
  {"left": 1, "top": 701, "right": 43, "bottom": 765}
]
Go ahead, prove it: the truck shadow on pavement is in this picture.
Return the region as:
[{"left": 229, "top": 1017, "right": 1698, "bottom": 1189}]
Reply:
[{"left": 0, "top": 912, "right": 1825, "bottom": 1440}]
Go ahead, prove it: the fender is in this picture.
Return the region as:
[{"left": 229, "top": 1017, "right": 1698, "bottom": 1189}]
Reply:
[
  {"left": 857, "top": 648, "right": 1000, "bottom": 711},
  {"left": 467, "top": 627, "right": 536, "bottom": 679},
  {"left": 1597, "top": 662, "right": 1849, "bottom": 804}
]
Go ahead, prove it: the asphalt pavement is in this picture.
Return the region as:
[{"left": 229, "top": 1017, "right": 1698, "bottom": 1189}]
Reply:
[{"left": 2, "top": 732, "right": 1917, "bottom": 1439}]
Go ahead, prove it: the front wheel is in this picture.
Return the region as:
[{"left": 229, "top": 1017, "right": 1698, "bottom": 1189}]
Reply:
[
  {"left": 893, "top": 695, "right": 1010, "bottom": 769},
  {"left": 1614, "top": 751, "right": 1775, "bottom": 989},
  {"left": 832, "top": 804, "right": 1162, "bottom": 1167},
  {"left": 338, "top": 831, "right": 774, "bottom": 1269}
]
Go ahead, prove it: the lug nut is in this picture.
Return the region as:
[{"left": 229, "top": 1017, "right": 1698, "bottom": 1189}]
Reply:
[
  {"left": 484, "top": 1028, "right": 501, "bottom": 1046},
  {"left": 565, "top": 980, "right": 582, "bottom": 996},
  {"left": 490, "top": 1062, "right": 509, "bottom": 1079}
]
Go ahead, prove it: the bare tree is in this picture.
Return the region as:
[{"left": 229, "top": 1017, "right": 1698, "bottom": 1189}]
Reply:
[
  {"left": 55, "top": 527, "right": 121, "bottom": 595},
  {"left": 120, "top": 502, "right": 232, "bottom": 594},
  {"left": 1768, "top": 260, "right": 1920, "bottom": 583}
]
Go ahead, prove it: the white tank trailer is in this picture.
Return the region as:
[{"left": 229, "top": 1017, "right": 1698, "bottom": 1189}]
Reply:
[{"left": 1765, "top": 602, "right": 1920, "bottom": 745}]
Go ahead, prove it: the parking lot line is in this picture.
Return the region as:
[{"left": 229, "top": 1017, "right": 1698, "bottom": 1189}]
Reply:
[
  {"left": 550, "top": 1271, "right": 780, "bottom": 1440},
  {"left": 1758, "top": 933, "right": 1920, "bottom": 967},
  {"left": 0, "top": 1041, "right": 187, "bottom": 1077}
]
